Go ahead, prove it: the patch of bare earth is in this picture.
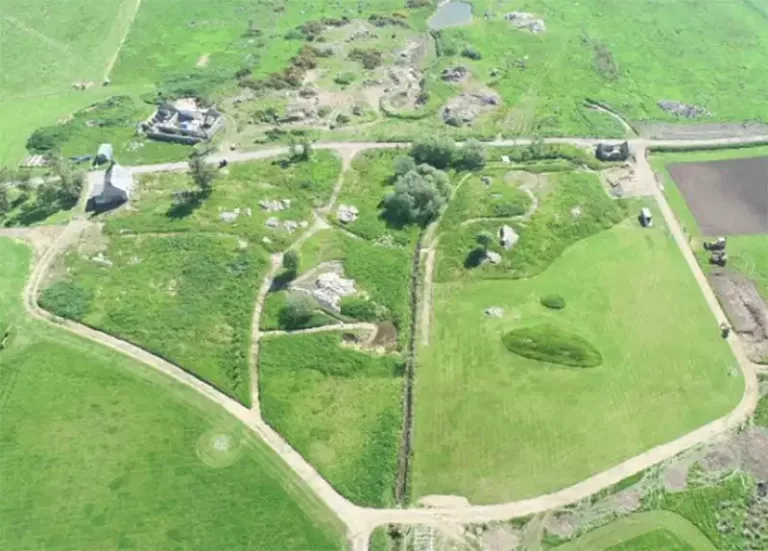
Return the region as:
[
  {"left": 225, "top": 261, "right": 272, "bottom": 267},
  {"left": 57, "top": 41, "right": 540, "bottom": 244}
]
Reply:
[
  {"left": 371, "top": 322, "right": 398, "bottom": 351},
  {"left": 418, "top": 495, "right": 471, "bottom": 508},
  {"left": 481, "top": 525, "right": 521, "bottom": 551},
  {"left": 196, "top": 54, "right": 209, "bottom": 67},
  {"left": 709, "top": 271, "right": 768, "bottom": 363}
]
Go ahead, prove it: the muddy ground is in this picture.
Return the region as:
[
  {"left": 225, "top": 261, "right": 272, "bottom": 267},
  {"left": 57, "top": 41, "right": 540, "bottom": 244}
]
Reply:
[
  {"left": 636, "top": 121, "right": 768, "bottom": 140},
  {"left": 668, "top": 157, "right": 768, "bottom": 235}
]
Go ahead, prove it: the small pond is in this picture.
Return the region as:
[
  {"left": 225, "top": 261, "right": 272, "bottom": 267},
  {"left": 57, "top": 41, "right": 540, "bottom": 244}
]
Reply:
[{"left": 427, "top": 1, "right": 473, "bottom": 30}]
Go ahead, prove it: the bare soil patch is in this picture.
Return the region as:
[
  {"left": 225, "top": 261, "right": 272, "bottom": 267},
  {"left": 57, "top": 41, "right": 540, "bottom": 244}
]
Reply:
[
  {"left": 371, "top": 322, "right": 398, "bottom": 351},
  {"left": 196, "top": 54, "right": 210, "bottom": 67},
  {"left": 668, "top": 157, "right": 768, "bottom": 235}
]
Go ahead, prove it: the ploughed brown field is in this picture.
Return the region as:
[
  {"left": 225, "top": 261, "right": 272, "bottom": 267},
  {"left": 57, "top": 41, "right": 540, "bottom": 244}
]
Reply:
[{"left": 668, "top": 157, "right": 768, "bottom": 236}]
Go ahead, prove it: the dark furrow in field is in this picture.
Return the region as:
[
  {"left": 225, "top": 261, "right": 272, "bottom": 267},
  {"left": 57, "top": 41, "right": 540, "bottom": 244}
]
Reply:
[{"left": 394, "top": 230, "right": 424, "bottom": 504}]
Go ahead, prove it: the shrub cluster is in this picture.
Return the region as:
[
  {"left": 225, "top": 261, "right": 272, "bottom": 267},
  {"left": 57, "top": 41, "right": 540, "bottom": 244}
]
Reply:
[
  {"left": 349, "top": 47, "right": 383, "bottom": 70},
  {"left": 383, "top": 164, "right": 451, "bottom": 226},
  {"left": 340, "top": 296, "right": 388, "bottom": 322},
  {"left": 368, "top": 13, "right": 410, "bottom": 28},
  {"left": 540, "top": 294, "right": 566, "bottom": 309},
  {"left": 410, "top": 136, "right": 487, "bottom": 171},
  {"left": 240, "top": 45, "right": 325, "bottom": 91},
  {"left": 39, "top": 281, "right": 93, "bottom": 321}
]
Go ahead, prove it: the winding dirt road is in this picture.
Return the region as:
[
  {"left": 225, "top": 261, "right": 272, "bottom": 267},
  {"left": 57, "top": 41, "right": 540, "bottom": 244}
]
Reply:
[{"left": 13, "top": 135, "right": 764, "bottom": 550}]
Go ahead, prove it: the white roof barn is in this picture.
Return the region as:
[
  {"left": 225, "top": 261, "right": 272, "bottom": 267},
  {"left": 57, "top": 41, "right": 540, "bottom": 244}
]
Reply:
[{"left": 87, "top": 164, "right": 134, "bottom": 212}]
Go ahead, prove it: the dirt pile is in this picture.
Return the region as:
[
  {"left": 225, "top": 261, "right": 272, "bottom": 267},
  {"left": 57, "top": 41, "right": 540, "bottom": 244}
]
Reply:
[{"left": 708, "top": 271, "right": 768, "bottom": 361}]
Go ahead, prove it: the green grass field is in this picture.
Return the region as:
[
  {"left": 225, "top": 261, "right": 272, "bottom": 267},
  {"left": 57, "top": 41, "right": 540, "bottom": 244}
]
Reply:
[
  {"left": 0, "top": 237, "right": 346, "bottom": 550},
  {"left": 651, "top": 147, "right": 768, "bottom": 299},
  {"left": 259, "top": 332, "right": 403, "bottom": 507},
  {"left": 46, "top": 232, "right": 268, "bottom": 404},
  {"left": 413, "top": 211, "right": 742, "bottom": 503}
]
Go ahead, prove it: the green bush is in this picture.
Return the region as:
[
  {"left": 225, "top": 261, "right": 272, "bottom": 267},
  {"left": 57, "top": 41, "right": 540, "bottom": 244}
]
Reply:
[
  {"left": 540, "top": 294, "right": 566, "bottom": 309},
  {"left": 334, "top": 72, "right": 356, "bottom": 85},
  {"left": 502, "top": 324, "right": 602, "bottom": 367},
  {"left": 39, "top": 282, "right": 93, "bottom": 321},
  {"left": 340, "top": 296, "right": 387, "bottom": 322}
]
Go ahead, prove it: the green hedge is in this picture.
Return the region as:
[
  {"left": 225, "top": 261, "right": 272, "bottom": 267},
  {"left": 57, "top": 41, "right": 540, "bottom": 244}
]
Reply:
[{"left": 502, "top": 324, "right": 602, "bottom": 367}]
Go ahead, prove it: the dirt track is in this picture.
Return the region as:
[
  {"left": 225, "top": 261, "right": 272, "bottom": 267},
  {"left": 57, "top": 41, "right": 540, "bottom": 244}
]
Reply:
[{"left": 11, "top": 136, "right": 764, "bottom": 550}]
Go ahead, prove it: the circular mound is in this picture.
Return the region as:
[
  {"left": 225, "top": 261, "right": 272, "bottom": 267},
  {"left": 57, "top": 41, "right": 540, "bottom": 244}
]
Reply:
[
  {"left": 540, "top": 293, "right": 566, "bottom": 309},
  {"left": 502, "top": 324, "right": 602, "bottom": 367},
  {"left": 195, "top": 429, "right": 244, "bottom": 468}
]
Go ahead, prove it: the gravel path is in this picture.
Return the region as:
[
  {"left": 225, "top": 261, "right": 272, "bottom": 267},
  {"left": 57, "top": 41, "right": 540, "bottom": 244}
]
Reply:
[{"left": 12, "top": 136, "right": 765, "bottom": 550}]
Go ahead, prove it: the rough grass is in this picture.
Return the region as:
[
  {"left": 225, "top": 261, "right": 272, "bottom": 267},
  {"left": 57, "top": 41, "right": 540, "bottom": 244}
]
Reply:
[
  {"left": 540, "top": 293, "right": 566, "bottom": 309},
  {"left": 754, "top": 393, "right": 768, "bottom": 429},
  {"left": 0, "top": 237, "right": 345, "bottom": 551},
  {"left": 259, "top": 332, "right": 403, "bottom": 507},
  {"left": 651, "top": 147, "right": 768, "bottom": 299},
  {"left": 39, "top": 281, "right": 93, "bottom": 321},
  {"left": 439, "top": 166, "right": 533, "bottom": 231},
  {"left": 414, "top": 212, "right": 742, "bottom": 503},
  {"left": 49, "top": 233, "right": 268, "bottom": 405},
  {"left": 437, "top": 171, "right": 628, "bottom": 281},
  {"left": 332, "top": 149, "right": 421, "bottom": 247},
  {"left": 551, "top": 511, "right": 715, "bottom": 551},
  {"left": 106, "top": 152, "right": 341, "bottom": 250},
  {"left": 502, "top": 324, "right": 602, "bottom": 367}
]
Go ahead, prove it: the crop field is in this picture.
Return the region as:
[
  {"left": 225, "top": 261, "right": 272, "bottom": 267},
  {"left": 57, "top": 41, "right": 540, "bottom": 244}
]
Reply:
[
  {"left": 107, "top": 152, "right": 341, "bottom": 249},
  {"left": 413, "top": 203, "right": 742, "bottom": 502},
  {"left": 652, "top": 147, "right": 768, "bottom": 299},
  {"left": 0, "top": 238, "right": 345, "bottom": 550},
  {"left": 43, "top": 232, "right": 268, "bottom": 404},
  {"left": 553, "top": 511, "right": 715, "bottom": 551},
  {"left": 259, "top": 331, "right": 403, "bottom": 507}
]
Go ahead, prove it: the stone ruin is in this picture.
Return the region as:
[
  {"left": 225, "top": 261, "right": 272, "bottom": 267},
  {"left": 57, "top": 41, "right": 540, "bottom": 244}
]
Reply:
[
  {"left": 504, "top": 12, "right": 546, "bottom": 33},
  {"left": 291, "top": 263, "right": 357, "bottom": 312},
  {"left": 140, "top": 98, "right": 223, "bottom": 145},
  {"left": 442, "top": 92, "right": 500, "bottom": 126},
  {"left": 657, "top": 100, "right": 711, "bottom": 119},
  {"left": 337, "top": 204, "right": 359, "bottom": 224},
  {"left": 259, "top": 198, "right": 292, "bottom": 212},
  {"left": 441, "top": 66, "right": 469, "bottom": 83}
]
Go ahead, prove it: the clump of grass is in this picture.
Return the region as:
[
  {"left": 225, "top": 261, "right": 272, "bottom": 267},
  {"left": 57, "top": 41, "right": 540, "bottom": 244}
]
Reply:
[
  {"left": 340, "top": 296, "right": 387, "bottom": 322},
  {"left": 755, "top": 394, "right": 768, "bottom": 429},
  {"left": 502, "top": 324, "right": 602, "bottom": 367},
  {"left": 540, "top": 294, "right": 566, "bottom": 309},
  {"left": 39, "top": 281, "right": 93, "bottom": 321}
]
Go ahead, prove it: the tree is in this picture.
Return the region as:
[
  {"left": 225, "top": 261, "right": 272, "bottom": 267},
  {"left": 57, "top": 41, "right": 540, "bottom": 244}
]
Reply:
[
  {"left": 393, "top": 155, "right": 415, "bottom": 177},
  {"left": 288, "top": 136, "right": 313, "bottom": 162},
  {"left": 475, "top": 230, "right": 494, "bottom": 251},
  {"left": 188, "top": 152, "right": 216, "bottom": 197},
  {"left": 283, "top": 250, "right": 300, "bottom": 274},
  {"left": 383, "top": 164, "right": 451, "bottom": 226},
  {"left": 278, "top": 294, "right": 315, "bottom": 329},
  {"left": 409, "top": 136, "right": 456, "bottom": 169},
  {"left": 0, "top": 183, "right": 9, "bottom": 216},
  {"left": 455, "top": 139, "right": 487, "bottom": 170}
]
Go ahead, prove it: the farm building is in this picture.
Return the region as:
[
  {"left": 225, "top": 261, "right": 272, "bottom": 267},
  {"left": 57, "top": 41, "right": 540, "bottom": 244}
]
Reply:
[
  {"left": 87, "top": 163, "right": 134, "bottom": 212},
  {"left": 596, "top": 141, "right": 630, "bottom": 162},
  {"left": 140, "top": 98, "right": 223, "bottom": 145},
  {"left": 95, "top": 143, "right": 114, "bottom": 165}
]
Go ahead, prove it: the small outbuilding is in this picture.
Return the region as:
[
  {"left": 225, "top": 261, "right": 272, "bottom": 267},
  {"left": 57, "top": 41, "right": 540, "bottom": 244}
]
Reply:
[
  {"left": 87, "top": 163, "right": 134, "bottom": 212},
  {"left": 95, "top": 143, "right": 114, "bottom": 165}
]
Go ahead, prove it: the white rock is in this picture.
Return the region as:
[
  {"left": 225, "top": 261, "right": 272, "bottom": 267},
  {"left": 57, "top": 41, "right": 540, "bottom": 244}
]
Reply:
[
  {"left": 265, "top": 217, "right": 279, "bottom": 228},
  {"left": 245, "top": 208, "right": 252, "bottom": 217},
  {"left": 284, "top": 220, "right": 299, "bottom": 233},
  {"left": 499, "top": 225, "right": 519, "bottom": 250},
  {"left": 91, "top": 252, "right": 113, "bottom": 267},
  {"left": 485, "top": 306, "right": 504, "bottom": 317},
  {"left": 337, "top": 204, "right": 359, "bottom": 224},
  {"left": 262, "top": 236, "right": 272, "bottom": 244},
  {"left": 486, "top": 251, "right": 502, "bottom": 264},
  {"left": 501, "top": 155, "right": 511, "bottom": 164},
  {"left": 219, "top": 211, "right": 238, "bottom": 223}
]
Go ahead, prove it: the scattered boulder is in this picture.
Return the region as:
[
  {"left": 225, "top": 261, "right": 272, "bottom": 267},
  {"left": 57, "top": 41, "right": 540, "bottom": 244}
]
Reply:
[
  {"left": 219, "top": 211, "right": 239, "bottom": 223},
  {"left": 485, "top": 306, "right": 504, "bottom": 318},
  {"left": 441, "top": 66, "right": 469, "bottom": 83},
  {"left": 284, "top": 220, "right": 299, "bottom": 233},
  {"left": 504, "top": 12, "right": 546, "bottom": 33},
  {"left": 657, "top": 100, "right": 711, "bottom": 119},
  {"left": 571, "top": 206, "right": 582, "bottom": 218},
  {"left": 501, "top": 155, "right": 511, "bottom": 164},
  {"left": 265, "top": 217, "right": 279, "bottom": 228},
  {"left": 486, "top": 251, "right": 502, "bottom": 264},
  {"left": 259, "top": 199, "right": 291, "bottom": 212},
  {"left": 481, "top": 176, "right": 492, "bottom": 186},
  {"left": 312, "top": 272, "right": 357, "bottom": 311},
  {"left": 337, "top": 204, "right": 359, "bottom": 224},
  {"left": 499, "top": 225, "right": 518, "bottom": 249},
  {"left": 442, "top": 92, "right": 500, "bottom": 126},
  {"left": 91, "top": 252, "right": 113, "bottom": 267}
]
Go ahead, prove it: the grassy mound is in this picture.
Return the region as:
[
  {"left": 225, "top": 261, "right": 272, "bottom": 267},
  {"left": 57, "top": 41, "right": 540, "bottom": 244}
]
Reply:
[
  {"left": 502, "top": 324, "right": 602, "bottom": 367},
  {"left": 540, "top": 294, "right": 566, "bottom": 309}
]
